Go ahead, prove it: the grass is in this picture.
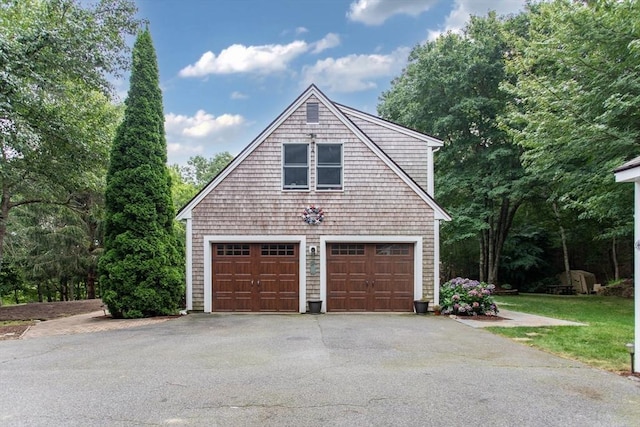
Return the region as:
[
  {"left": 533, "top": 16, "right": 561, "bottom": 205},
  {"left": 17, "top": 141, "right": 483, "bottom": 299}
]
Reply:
[
  {"left": 487, "top": 294, "right": 634, "bottom": 372},
  {"left": 0, "top": 320, "right": 31, "bottom": 326}
]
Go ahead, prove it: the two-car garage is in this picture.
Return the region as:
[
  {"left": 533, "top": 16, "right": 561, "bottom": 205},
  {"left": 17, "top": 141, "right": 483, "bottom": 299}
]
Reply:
[{"left": 211, "top": 241, "right": 417, "bottom": 313}]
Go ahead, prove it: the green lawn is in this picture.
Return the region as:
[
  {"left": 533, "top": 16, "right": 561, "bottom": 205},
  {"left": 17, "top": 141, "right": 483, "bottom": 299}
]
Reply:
[{"left": 488, "top": 294, "right": 634, "bottom": 372}]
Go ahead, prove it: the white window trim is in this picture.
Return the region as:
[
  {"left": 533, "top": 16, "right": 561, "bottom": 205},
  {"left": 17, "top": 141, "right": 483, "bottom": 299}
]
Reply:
[
  {"left": 315, "top": 142, "right": 344, "bottom": 192},
  {"left": 319, "top": 235, "right": 423, "bottom": 312},
  {"left": 203, "top": 235, "right": 307, "bottom": 313},
  {"left": 282, "top": 142, "right": 310, "bottom": 191}
]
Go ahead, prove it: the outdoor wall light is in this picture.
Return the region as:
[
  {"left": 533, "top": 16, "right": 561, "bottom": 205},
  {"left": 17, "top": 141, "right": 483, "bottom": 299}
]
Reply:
[{"left": 626, "top": 342, "right": 635, "bottom": 373}]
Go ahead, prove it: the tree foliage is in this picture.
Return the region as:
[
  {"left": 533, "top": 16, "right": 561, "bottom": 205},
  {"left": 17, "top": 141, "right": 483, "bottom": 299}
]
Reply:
[
  {"left": 379, "top": 2, "right": 639, "bottom": 285},
  {"left": 379, "top": 12, "right": 531, "bottom": 284},
  {"left": 502, "top": 0, "right": 639, "bottom": 278},
  {"left": 0, "top": 0, "right": 138, "bottom": 268},
  {"left": 179, "top": 152, "right": 234, "bottom": 188},
  {"left": 99, "top": 29, "right": 184, "bottom": 318},
  {"left": 169, "top": 152, "right": 234, "bottom": 210}
]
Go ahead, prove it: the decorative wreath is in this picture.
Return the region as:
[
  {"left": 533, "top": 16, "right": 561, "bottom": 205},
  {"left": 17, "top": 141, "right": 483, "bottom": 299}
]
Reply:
[{"left": 301, "top": 205, "right": 324, "bottom": 225}]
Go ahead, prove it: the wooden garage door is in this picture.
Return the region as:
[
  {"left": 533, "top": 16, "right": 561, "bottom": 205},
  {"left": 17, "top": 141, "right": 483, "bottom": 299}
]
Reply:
[
  {"left": 327, "top": 243, "right": 414, "bottom": 312},
  {"left": 212, "top": 243, "right": 299, "bottom": 312}
]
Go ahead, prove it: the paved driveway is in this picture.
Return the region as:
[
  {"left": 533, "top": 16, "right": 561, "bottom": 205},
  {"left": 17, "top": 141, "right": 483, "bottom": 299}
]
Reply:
[{"left": 1, "top": 314, "right": 639, "bottom": 426}]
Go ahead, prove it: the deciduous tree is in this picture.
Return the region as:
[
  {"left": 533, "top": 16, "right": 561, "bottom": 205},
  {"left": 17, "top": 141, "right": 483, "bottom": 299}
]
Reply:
[
  {"left": 379, "top": 12, "right": 531, "bottom": 284},
  {"left": 502, "top": 0, "right": 639, "bottom": 280},
  {"left": 0, "top": 0, "right": 138, "bottom": 268}
]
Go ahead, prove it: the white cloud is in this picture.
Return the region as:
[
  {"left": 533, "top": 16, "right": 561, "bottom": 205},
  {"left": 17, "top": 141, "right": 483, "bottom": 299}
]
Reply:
[
  {"left": 295, "top": 26, "right": 308, "bottom": 35},
  {"left": 179, "top": 41, "right": 308, "bottom": 77},
  {"left": 165, "top": 110, "right": 245, "bottom": 138},
  {"left": 428, "top": 0, "right": 527, "bottom": 40},
  {"left": 347, "top": 0, "right": 438, "bottom": 25},
  {"left": 301, "top": 47, "right": 410, "bottom": 93},
  {"left": 230, "top": 91, "right": 248, "bottom": 100},
  {"left": 311, "top": 33, "right": 341, "bottom": 54},
  {"left": 164, "top": 110, "right": 246, "bottom": 164}
]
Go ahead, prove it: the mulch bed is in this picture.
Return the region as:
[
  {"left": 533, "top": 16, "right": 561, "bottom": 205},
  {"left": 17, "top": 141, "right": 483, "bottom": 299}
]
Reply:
[
  {"left": 0, "top": 299, "right": 104, "bottom": 341},
  {"left": 0, "top": 299, "right": 104, "bottom": 321}
]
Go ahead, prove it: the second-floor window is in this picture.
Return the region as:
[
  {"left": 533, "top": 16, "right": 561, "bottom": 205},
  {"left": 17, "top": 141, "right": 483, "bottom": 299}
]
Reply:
[
  {"left": 317, "top": 143, "right": 343, "bottom": 190},
  {"left": 283, "top": 143, "right": 309, "bottom": 190}
]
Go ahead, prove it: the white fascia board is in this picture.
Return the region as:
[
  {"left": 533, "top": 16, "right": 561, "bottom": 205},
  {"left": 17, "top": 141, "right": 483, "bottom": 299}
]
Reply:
[
  {"left": 336, "top": 104, "right": 444, "bottom": 147},
  {"left": 615, "top": 167, "right": 640, "bottom": 183}
]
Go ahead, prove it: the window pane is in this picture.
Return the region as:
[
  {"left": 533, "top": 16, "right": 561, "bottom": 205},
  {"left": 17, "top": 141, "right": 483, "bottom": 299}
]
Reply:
[
  {"left": 317, "top": 144, "right": 342, "bottom": 190},
  {"left": 216, "top": 244, "right": 250, "bottom": 256},
  {"left": 317, "top": 167, "right": 341, "bottom": 188},
  {"left": 331, "top": 244, "right": 364, "bottom": 255},
  {"left": 375, "top": 244, "right": 410, "bottom": 255},
  {"left": 318, "top": 144, "right": 341, "bottom": 164},
  {"left": 284, "top": 144, "right": 308, "bottom": 165},
  {"left": 283, "top": 143, "right": 309, "bottom": 190},
  {"left": 284, "top": 167, "right": 308, "bottom": 188},
  {"left": 261, "top": 244, "right": 295, "bottom": 256}
]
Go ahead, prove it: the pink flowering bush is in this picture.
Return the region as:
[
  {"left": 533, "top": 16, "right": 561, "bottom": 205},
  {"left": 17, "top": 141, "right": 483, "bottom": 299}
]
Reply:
[{"left": 439, "top": 277, "right": 498, "bottom": 316}]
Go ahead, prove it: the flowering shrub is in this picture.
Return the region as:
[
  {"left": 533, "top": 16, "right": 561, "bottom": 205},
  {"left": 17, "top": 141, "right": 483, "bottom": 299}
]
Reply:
[{"left": 439, "top": 277, "right": 498, "bottom": 316}]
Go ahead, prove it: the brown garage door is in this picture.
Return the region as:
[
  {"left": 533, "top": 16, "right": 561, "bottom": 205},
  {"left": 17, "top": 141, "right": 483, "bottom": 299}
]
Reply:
[
  {"left": 212, "top": 243, "right": 299, "bottom": 312},
  {"left": 327, "top": 243, "right": 414, "bottom": 312}
]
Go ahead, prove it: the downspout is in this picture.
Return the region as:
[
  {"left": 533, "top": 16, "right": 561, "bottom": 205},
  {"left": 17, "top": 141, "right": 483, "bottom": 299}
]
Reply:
[
  {"left": 434, "top": 220, "right": 441, "bottom": 306},
  {"left": 427, "top": 147, "right": 435, "bottom": 197},
  {"left": 185, "top": 215, "right": 193, "bottom": 311},
  {"left": 430, "top": 146, "right": 441, "bottom": 305}
]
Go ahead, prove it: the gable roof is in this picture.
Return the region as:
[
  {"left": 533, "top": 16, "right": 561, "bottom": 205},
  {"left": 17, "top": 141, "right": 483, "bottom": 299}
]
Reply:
[{"left": 176, "top": 84, "right": 451, "bottom": 221}]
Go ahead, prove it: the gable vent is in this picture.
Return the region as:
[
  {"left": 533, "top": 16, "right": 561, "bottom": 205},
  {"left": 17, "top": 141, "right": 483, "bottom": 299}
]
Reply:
[{"left": 306, "top": 102, "right": 319, "bottom": 124}]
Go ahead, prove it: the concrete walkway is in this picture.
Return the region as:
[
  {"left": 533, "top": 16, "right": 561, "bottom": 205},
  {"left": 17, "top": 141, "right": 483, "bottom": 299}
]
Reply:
[{"left": 452, "top": 309, "right": 587, "bottom": 328}]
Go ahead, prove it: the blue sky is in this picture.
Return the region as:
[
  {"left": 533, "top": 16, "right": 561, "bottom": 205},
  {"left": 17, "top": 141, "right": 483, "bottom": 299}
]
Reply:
[{"left": 132, "top": 0, "right": 527, "bottom": 165}]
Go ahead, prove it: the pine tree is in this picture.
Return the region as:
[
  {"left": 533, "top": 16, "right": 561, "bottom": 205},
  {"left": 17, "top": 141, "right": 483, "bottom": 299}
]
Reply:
[{"left": 98, "top": 29, "right": 184, "bottom": 318}]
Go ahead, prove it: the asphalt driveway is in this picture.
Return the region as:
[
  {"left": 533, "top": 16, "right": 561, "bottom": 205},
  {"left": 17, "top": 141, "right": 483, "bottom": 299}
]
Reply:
[{"left": 1, "top": 313, "right": 639, "bottom": 426}]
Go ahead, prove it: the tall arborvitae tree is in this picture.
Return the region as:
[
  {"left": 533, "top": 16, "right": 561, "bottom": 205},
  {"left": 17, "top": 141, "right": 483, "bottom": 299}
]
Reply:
[{"left": 98, "top": 29, "right": 184, "bottom": 318}]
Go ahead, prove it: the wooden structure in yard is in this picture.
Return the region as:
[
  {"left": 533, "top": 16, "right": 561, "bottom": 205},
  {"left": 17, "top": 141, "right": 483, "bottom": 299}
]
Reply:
[
  {"left": 176, "top": 85, "right": 450, "bottom": 313},
  {"left": 614, "top": 157, "right": 640, "bottom": 373}
]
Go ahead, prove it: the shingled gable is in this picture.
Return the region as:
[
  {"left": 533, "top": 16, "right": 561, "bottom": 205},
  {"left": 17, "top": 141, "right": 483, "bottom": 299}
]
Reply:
[
  {"left": 335, "top": 103, "right": 443, "bottom": 147},
  {"left": 176, "top": 84, "right": 450, "bottom": 221}
]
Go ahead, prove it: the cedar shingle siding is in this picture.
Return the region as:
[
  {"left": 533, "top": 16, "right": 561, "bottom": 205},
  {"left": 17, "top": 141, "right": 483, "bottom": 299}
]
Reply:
[{"left": 179, "top": 86, "right": 448, "bottom": 312}]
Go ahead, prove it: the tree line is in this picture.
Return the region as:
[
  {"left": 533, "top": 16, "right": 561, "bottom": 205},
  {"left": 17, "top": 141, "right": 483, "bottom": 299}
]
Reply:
[
  {"left": 2, "top": 0, "right": 637, "bottom": 303},
  {"left": 0, "top": 0, "right": 231, "bottom": 305},
  {"left": 379, "top": 0, "right": 639, "bottom": 289}
]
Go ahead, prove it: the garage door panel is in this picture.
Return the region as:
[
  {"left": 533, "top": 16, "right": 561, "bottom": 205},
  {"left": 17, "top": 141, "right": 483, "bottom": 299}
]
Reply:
[
  {"left": 212, "top": 243, "right": 299, "bottom": 312},
  {"left": 329, "top": 294, "right": 367, "bottom": 312},
  {"left": 327, "top": 243, "right": 414, "bottom": 312}
]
